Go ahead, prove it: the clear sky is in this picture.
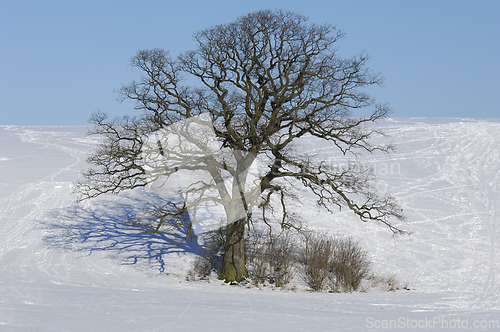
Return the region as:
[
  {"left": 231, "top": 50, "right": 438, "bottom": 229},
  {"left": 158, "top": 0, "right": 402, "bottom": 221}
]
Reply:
[{"left": 1, "top": 0, "right": 499, "bottom": 125}]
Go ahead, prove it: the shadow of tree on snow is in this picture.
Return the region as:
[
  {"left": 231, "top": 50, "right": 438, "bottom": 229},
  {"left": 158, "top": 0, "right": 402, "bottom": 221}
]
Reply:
[{"left": 43, "top": 191, "right": 202, "bottom": 274}]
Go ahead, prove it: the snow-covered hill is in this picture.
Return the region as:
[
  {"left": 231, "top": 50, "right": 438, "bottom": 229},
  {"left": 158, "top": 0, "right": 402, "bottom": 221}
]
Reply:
[{"left": 1, "top": 119, "right": 499, "bottom": 331}]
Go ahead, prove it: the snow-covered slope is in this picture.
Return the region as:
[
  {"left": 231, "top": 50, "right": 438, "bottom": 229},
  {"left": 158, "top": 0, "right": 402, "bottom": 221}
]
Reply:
[{"left": 1, "top": 119, "right": 499, "bottom": 331}]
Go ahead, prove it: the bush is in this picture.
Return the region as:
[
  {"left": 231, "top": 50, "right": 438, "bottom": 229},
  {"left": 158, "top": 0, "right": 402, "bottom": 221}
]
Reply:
[
  {"left": 245, "top": 228, "right": 269, "bottom": 284},
  {"left": 300, "top": 232, "right": 335, "bottom": 291},
  {"left": 245, "top": 230, "right": 269, "bottom": 285},
  {"left": 190, "top": 225, "right": 372, "bottom": 292},
  {"left": 328, "top": 237, "right": 371, "bottom": 292},
  {"left": 246, "top": 228, "right": 296, "bottom": 287},
  {"left": 300, "top": 231, "right": 371, "bottom": 292},
  {"left": 192, "top": 225, "right": 296, "bottom": 286},
  {"left": 267, "top": 232, "right": 296, "bottom": 287}
]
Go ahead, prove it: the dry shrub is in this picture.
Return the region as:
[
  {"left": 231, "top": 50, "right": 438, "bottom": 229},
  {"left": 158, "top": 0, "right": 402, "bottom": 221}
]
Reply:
[
  {"left": 328, "top": 237, "right": 371, "bottom": 292},
  {"left": 267, "top": 232, "right": 296, "bottom": 287},
  {"left": 245, "top": 228, "right": 269, "bottom": 284},
  {"left": 300, "top": 233, "right": 335, "bottom": 291},
  {"left": 192, "top": 225, "right": 296, "bottom": 286},
  {"left": 300, "top": 232, "right": 371, "bottom": 292},
  {"left": 191, "top": 225, "right": 372, "bottom": 292},
  {"left": 246, "top": 228, "right": 296, "bottom": 287}
]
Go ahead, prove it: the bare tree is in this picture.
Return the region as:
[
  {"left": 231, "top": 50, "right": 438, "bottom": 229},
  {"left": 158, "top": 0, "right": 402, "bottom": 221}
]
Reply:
[{"left": 76, "top": 10, "right": 405, "bottom": 283}]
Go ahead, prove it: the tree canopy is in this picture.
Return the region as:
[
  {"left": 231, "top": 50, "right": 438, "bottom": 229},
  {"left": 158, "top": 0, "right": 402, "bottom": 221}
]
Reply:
[{"left": 76, "top": 10, "right": 405, "bottom": 282}]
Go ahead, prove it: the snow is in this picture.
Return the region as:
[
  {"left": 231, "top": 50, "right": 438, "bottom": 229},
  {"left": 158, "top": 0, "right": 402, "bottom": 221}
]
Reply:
[{"left": 1, "top": 119, "right": 499, "bottom": 331}]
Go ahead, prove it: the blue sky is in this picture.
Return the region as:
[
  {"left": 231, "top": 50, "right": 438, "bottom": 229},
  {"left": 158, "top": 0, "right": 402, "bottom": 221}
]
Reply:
[{"left": 1, "top": 0, "right": 499, "bottom": 125}]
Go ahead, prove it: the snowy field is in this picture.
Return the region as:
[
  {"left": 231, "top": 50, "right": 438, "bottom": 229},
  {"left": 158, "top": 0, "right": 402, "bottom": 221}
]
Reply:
[{"left": 1, "top": 118, "right": 499, "bottom": 331}]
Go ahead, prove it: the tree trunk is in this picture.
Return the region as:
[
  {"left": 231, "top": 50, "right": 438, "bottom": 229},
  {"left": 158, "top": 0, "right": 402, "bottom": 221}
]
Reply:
[{"left": 220, "top": 217, "right": 248, "bottom": 282}]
